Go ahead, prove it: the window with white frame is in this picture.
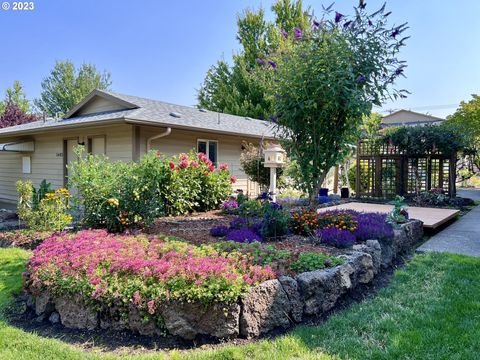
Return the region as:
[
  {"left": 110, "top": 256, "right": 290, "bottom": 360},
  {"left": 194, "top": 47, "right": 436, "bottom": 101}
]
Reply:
[{"left": 197, "top": 139, "right": 218, "bottom": 165}]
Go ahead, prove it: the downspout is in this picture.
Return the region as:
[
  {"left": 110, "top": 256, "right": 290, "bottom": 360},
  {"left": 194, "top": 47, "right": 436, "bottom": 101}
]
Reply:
[{"left": 147, "top": 127, "right": 172, "bottom": 151}]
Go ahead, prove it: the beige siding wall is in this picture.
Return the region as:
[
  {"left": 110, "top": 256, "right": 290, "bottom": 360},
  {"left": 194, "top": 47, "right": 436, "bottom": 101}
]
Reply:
[
  {"left": 0, "top": 152, "right": 22, "bottom": 203},
  {"left": 76, "top": 96, "right": 128, "bottom": 116},
  {"left": 137, "top": 126, "right": 261, "bottom": 195},
  {"left": 0, "top": 124, "right": 133, "bottom": 203},
  {"left": 0, "top": 123, "right": 265, "bottom": 204}
]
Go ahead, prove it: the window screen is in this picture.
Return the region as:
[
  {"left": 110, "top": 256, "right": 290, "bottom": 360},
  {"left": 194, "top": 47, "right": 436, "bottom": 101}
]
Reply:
[
  {"left": 197, "top": 141, "right": 207, "bottom": 155},
  {"left": 208, "top": 141, "right": 217, "bottom": 165}
]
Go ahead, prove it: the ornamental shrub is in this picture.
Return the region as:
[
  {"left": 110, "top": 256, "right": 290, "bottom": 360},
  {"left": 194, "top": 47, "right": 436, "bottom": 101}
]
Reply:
[
  {"left": 232, "top": 197, "right": 290, "bottom": 239},
  {"left": 316, "top": 227, "right": 356, "bottom": 248},
  {"left": 261, "top": 202, "right": 290, "bottom": 239},
  {"left": 16, "top": 180, "right": 72, "bottom": 232},
  {"left": 237, "top": 199, "right": 265, "bottom": 217},
  {"left": 69, "top": 147, "right": 233, "bottom": 232},
  {"left": 24, "top": 230, "right": 276, "bottom": 323}
]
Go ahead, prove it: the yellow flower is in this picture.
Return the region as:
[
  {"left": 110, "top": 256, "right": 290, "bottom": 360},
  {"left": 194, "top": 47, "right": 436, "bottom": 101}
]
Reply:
[{"left": 107, "top": 198, "right": 119, "bottom": 207}]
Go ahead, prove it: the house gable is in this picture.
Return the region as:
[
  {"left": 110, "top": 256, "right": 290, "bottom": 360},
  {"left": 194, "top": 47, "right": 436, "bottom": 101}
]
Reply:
[
  {"left": 64, "top": 89, "right": 139, "bottom": 119},
  {"left": 382, "top": 110, "right": 444, "bottom": 125}
]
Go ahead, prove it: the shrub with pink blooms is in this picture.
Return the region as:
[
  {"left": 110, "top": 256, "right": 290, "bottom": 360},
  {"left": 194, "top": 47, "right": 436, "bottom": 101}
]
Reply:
[
  {"left": 69, "top": 147, "right": 233, "bottom": 231},
  {"left": 24, "top": 230, "right": 276, "bottom": 323}
]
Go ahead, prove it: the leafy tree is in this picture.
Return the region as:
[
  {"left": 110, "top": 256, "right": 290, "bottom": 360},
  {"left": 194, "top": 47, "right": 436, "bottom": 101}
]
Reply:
[
  {"left": 35, "top": 60, "right": 112, "bottom": 116},
  {"left": 446, "top": 94, "right": 480, "bottom": 151},
  {"left": 446, "top": 95, "right": 480, "bottom": 178},
  {"left": 0, "top": 80, "right": 30, "bottom": 114},
  {"left": 198, "top": 0, "right": 309, "bottom": 119},
  {"left": 362, "top": 112, "right": 383, "bottom": 139},
  {"left": 271, "top": 2, "right": 409, "bottom": 203},
  {"left": 0, "top": 102, "right": 38, "bottom": 128}
]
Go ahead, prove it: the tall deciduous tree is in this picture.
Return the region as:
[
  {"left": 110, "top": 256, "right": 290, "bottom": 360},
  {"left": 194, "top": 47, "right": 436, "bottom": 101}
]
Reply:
[
  {"left": 198, "top": 0, "right": 309, "bottom": 119},
  {"left": 362, "top": 112, "right": 383, "bottom": 139},
  {"left": 0, "top": 102, "right": 37, "bottom": 128},
  {"left": 446, "top": 94, "right": 480, "bottom": 151},
  {"left": 271, "top": 2, "right": 409, "bottom": 203},
  {"left": 0, "top": 80, "right": 30, "bottom": 114},
  {"left": 35, "top": 60, "right": 112, "bottom": 116}
]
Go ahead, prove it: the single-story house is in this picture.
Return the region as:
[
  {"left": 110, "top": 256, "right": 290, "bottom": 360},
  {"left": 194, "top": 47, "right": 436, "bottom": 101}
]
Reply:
[
  {"left": 0, "top": 89, "right": 276, "bottom": 207},
  {"left": 381, "top": 109, "right": 444, "bottom": 128}
]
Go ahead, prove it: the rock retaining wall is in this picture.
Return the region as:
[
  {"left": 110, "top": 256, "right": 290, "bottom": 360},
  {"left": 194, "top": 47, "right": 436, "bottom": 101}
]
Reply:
[{"left": 31, "top": 220, "right": 423, "bottom": 341}]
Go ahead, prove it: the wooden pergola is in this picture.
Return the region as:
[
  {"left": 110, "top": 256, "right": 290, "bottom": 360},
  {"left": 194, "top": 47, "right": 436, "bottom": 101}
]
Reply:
[{"left": 355, "top": 139, "right": 457, "bottom": 198}]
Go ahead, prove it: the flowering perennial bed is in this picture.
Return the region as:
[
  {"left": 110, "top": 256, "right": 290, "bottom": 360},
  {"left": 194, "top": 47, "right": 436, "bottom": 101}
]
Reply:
[
  {"left": 24, "top": 230, "right": 343, "bottom": 328},
  {"left": 25, "top": 218, "right": 424, "bottom": 340},
  {"left": 25, "top": 230, "right": 279, "bottom": 307}
]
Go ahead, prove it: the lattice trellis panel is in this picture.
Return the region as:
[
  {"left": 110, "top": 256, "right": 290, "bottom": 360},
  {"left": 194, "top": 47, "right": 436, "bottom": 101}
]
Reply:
[
  {"left": 381, "top": 158, "right": 397, "bottom": 198},
  {"left": 442, "top": 159, "right": 450, "bottom": 194},
  {"left": 358, "top": 159, "right": 375, "bottom": 196},
  {"left": 356, "top": 140, "right": 456, "bottom": 198}
]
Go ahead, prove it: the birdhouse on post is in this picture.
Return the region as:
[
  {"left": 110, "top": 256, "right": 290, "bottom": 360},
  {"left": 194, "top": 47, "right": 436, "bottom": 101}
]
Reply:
[{"left": 263, "top": 143, "right": 286, "bottom": 202}]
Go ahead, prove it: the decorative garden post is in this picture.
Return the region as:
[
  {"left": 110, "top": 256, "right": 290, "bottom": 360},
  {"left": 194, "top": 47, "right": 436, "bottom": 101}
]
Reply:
[{"left": 263, "top": 143, "right": 286, "bottom": 202}]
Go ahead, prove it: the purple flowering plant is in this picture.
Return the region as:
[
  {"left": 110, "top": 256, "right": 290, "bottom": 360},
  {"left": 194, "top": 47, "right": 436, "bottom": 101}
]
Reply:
[
  {"left": 316, "top": 227, "right": 355, "bottom": 248},
  {"left": 226, "top": 228, "right": 262, "bottom": 243},
  {"left": 210, "top": 225, "right": 230, "bottom": 237},
  {"left": 354, "top": 212, "right": 394, "bottom": 242}
]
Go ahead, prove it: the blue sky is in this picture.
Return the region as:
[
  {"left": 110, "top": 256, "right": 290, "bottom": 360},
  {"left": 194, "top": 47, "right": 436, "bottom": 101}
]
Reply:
[{"left": 0, "top": 0, "right": 479, "bottom": 118}]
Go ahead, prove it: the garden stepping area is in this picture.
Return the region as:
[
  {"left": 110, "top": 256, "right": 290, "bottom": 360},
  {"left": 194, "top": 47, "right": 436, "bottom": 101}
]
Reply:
[{"left": 318, "top": 202, "right": 460, "bottom": 229}]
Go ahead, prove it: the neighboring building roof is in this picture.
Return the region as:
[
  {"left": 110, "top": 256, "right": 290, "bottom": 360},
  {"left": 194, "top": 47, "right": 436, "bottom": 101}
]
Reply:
[
  {"left": 0, "top": 89, "right": 276, "bottom": 139},
  {"left": 381, "top": 109, "right": 444, "bottom": 127}
]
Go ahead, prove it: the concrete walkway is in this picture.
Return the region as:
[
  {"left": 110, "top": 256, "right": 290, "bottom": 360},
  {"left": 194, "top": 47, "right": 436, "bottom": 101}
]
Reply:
[
  {"left": 457, "top": 188, "right": 480, "bottom": 202},
  {"left": 417, "top": 203, "right": 480, "bottom": 257}
]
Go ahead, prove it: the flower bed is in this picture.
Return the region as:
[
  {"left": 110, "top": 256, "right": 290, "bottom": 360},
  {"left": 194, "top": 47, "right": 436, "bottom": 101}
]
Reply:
[
  {"left": 26, "top": 218, "right": 424, "bottom": 341},
  {"left": 25, "top": 229, "right": 344, "bottom": 339}
]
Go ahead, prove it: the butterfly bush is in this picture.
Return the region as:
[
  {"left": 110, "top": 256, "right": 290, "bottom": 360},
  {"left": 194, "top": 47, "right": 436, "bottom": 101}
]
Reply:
[{"left": 24, "top": 230, "right": 276, "bottom": 321}]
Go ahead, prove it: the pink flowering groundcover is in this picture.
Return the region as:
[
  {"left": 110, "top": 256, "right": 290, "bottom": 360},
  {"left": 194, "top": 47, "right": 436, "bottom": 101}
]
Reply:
[{"left": 24, "top": 230, "right": 342, "bottom": 323}]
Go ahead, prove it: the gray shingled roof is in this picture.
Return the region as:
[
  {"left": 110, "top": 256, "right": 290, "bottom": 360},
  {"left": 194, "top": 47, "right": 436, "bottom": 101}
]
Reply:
[{"left": 0, "top": 90, "right": 276, "bottom": 139}]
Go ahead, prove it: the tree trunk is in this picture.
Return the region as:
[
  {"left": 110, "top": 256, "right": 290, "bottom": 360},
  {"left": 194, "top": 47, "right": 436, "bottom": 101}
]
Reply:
[{"left": 309, "top": 171, "right": 328, "bottom": 207}]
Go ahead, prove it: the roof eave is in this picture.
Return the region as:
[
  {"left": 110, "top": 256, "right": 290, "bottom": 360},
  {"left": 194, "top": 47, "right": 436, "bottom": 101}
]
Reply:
[
  {"left": 0, "top": 118, "right": 127, "bottom": 138},
  {"left": 124, "top": 118, "right": 276, "bottom": 140}
]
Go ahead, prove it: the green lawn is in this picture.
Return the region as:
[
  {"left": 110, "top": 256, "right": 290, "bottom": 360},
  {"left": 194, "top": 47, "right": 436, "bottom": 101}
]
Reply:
[{"left": 0, "top": 248, "right": 479, "bottom": 360}]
